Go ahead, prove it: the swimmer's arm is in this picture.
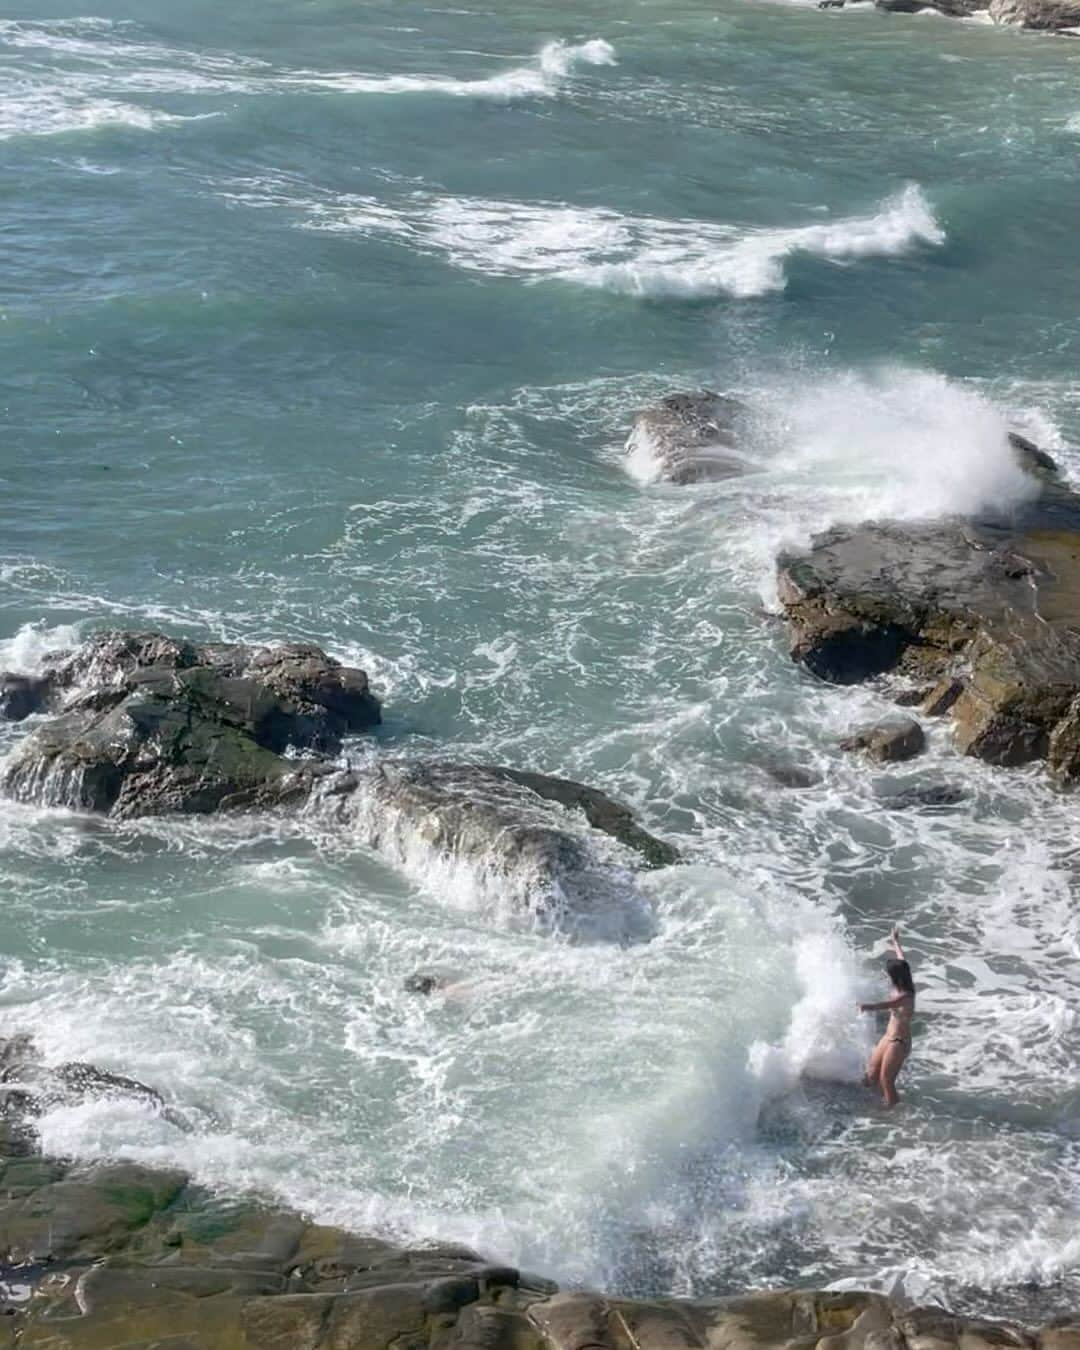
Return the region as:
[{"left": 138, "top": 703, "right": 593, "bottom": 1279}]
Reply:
[
  {"left": 859, "top": 995, "right": 906, "bottom": 1013},
  {"left": 890, "top": 925, "right": 906, "bottom": 962}
]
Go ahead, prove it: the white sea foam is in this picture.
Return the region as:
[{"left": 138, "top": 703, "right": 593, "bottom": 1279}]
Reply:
[
  {"left": 286, "top": 39, "right": 616, "bottom": 99},
  {"left": 218, "top": 178, "right": 944, "bottom": 301},
  {"left": 758, "top": 365, "right": 1040, "bottom": 524},
  {"left": 0, "top": 20, "right": 615, "bottom": 126},
  {"left": 0, "top": 82, "right": 185, "bottom": 140},
  {"left": 0, "top": 621, "right": 81, "bottom": 675}
]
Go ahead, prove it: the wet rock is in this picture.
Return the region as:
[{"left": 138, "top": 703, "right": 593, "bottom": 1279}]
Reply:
[
  {"left": 0, "top": 1035, "right": 183, "bottom": 1140},
  {"left": 0, "top": 1063, "right": 1075, "bottom": 1350},
  {"left": 989, "top": 0, "right": 1080, "bottom": 24},
  {"left": 875, "top": 0, "right": 980, "bottom": 13},
  {"left": 923, "top": 677, "right": 965, "bottom": 717},
  {"left": 762, "top": 761, "right": 822, "bottom": 789},
  {"left": 626, "top": 391, "right": 750, "bottom": 485},
  {"left": 0, "top": 631, "right": 379, "bottom": 818},
  {"left": 0, "top": 675, "right": 50, "bottom": 722},
  {"left": 479, "top": 766, "right": 679, "bottom": 868},
  {"left": 841, "top": 717, "right": 926, "bottom": 763},
  {"left": 778, "top": 435, "right": 1080, "bottom": 783},
  {"left": 879, "top": 783, "right": 968, "bottom": 809},
  {"left": 321, "top": 760, "right": 672, "bottom": 942}
]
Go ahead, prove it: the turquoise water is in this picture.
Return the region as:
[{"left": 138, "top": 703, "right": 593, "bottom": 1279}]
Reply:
[{"left": 3, "top": 0, "right": 1080, "bottom": 1321}]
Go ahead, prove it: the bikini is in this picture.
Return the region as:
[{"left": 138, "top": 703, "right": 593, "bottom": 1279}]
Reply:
[{"left": 887, "top": 998, "right": 914, "bottom": 1050}]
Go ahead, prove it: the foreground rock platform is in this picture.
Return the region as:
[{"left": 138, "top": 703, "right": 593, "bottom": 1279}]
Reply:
[
  {"left": 778, "top": 437, "right": 1080, "bottom": 782},
  {"left": 1, "top": 1126, "right": 1077, "bottom": 1350}
]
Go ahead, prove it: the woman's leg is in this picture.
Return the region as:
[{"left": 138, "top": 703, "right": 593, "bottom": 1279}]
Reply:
[
  {"left": 879, "top": 1042, "right": 908, "bottom": 1108},
  {"left": 865, "top": 1037, "right": 886, "bottom": 1087}
]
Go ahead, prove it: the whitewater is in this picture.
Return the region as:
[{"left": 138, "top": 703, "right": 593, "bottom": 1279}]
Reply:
[{"left": 2, "top": 0, "right": 1080, "bottom": 1330}]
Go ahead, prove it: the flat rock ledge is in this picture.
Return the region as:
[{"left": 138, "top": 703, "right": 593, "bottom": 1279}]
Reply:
[
  {"left": 1, "top": 1136, "right": 1077, "bottom": 1350},
  {"left": 777, "top": 438, "right": 1080, "bottom": 783},
  {"left": 3, "top": 1040, "right": 1076, "bottom": 1350}
]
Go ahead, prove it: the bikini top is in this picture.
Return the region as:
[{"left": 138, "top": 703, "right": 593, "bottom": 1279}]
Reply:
[{"left": 889, "top": 996, "right": 914, "bottom": 1031}]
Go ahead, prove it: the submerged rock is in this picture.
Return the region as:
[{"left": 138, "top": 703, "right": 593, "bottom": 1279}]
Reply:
[
  {"left": 0, "top": 1034, "right": 185, "bottom": 1141},
  {"left": 778, "top": 436, "right": 1080, "bottom": 783},
  {"left": 841, "top": 717, "right": 926, "bottom": 763},
  {"left": 880, "top": 782, "right": 968, "bottom": 809},
  {"left": 321, "top": 760, "right": 676, "bottom": 943},
  {"left": 626, "top": 391, "right": 750, "bottom": 485},
  {"left": 0, "top": 631, "right": 380, "bottom": 817}
]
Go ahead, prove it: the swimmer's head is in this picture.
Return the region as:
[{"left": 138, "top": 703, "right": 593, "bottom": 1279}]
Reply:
[{"left": 885, "top": 958, "right": 914, "bottom": 996}]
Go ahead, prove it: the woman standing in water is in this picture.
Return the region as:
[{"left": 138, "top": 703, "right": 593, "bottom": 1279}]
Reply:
[{"left": 860, "top": 926, "right": 915, "bottom": 1108}]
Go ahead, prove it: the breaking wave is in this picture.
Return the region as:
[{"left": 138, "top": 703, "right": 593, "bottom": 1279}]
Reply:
[
  {"left": 216, "top": 178, "right": 944, "bottom": 301},
  {"left": 285, "top": 39, "right": 617, "bottom": 99},
  {"left": 0, "top": 20, "right": 615, "bottom": 142}
]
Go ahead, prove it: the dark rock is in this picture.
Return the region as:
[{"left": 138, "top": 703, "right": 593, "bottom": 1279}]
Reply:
[
  {"left": 876, "top": 0, "right": 978, "bottom": 12},
  {"left": 762, "top": 762, "right": 822, "bottom": 789},
  {"left": 778, "top": 436, "right": 1080, "bottom": 782},
  {"left": 626, "top": 391, "right": 750, "bottom": 485},
  {"left": 0, "top": 675, "right": 50, "bottom": 722},
  {"left": 0, "top": 631, "right": 379, "bottom": 818},
  {"left": 479, "top": 766, "right": 679, "bottom": 868},
  {"left": 841, "top": 717, "right": 926, "bottom": 763},
  {"left": 923, "top": 677, "right": 965, "bottom": 717},
  {"left": 892, "top": 684, "right": 933, "bottom": 708},
  {"left": 0, "top": 1036, "right": 181, "bottom": 1141},
  {"left": 1008, "top": 431, "right": 1059, "bottom": 478},
  {"left": 879, "top": 783, "right": 968, "bottom": 809}
]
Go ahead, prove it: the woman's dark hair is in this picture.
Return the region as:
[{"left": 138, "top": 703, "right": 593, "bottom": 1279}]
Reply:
[{"left": 886, "top": 957, "right": 915, "bottom": 996}]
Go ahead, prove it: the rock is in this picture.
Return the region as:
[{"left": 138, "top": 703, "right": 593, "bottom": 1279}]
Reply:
[
  {"left": 0, "top": 1035, "right": 182, "bottom": 1140},
  {"left": 891, "top": 684, "right": 933, "bottom": 708},
  {"left": 0, "top": 631, "right": 380, "bottom": 818},
  {"left": 841, "top": 717, "right": 926, "bottom": 763},
  {"left": 320, "top": 760, "right": 672, "bottom": 942},
  {"left": 989, "top": 0, "right": 1080, "bottom": 24},
  {"left": 479, "top": 766, "right": 679, "bottom": 868},
  {"left": 0, "top": 1048, "right": 1075, "bottom": 1350},
  {"left": 0, "top": 675, "right": 50, "bottom": 722},
  {"left": 626, "top": 391, "right": 749, "bottom": 485},
  {"left": 875, "top": 0, "right": 980, "bottom": 14},
  {"left": 878, "top": 782, "right": 968, "bottom": 809},
  {"left": 761, "top": 761, "right": 822, "bottom": 789},
  {"left": 923, "top": 677, "right": 965, "bottom": 717},
  {"left": 778, "top": 435, "right": 1080, "bottom": 783}
]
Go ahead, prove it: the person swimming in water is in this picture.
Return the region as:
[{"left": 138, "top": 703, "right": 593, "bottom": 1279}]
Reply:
[{"left": 859, "top": 925, "right": 915, "bottom": 1108}]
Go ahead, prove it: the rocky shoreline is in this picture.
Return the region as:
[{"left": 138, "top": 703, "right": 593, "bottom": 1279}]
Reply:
[
  {"left": 2, "top": 1038, "right": 1078, "bottom": 1350},
  {"left": 818, "top": 0, "right": 1080, "bottom": 33},
  {"left": 3, "top": 401, "right": 1080, "bottom": 1344}
]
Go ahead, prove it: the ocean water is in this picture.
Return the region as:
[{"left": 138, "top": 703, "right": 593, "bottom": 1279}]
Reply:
[{"left": 2, "top": 0, "right": 1080, "bottom": 1322}]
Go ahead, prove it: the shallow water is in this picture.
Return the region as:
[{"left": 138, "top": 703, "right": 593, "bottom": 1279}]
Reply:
[{"left": 2, "top": 0, "right": 1080, "bottom": 1323}]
